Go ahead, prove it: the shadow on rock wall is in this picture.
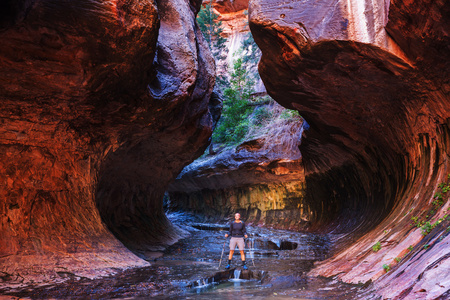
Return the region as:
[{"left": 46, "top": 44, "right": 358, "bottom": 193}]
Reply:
[
  {"left": 249, "top": 0, "right": 450, "bottom": 298},
  {"left": 0, "top": 0, "right": 218, "bottom": 284}
]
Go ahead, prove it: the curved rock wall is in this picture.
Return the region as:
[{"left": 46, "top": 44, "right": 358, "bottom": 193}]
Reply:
[
  {"left": 249, "top": 0, "right": 449, "bottom": 298},
  {"left": 0, "top": 0, "right": 216, "bottom": 283}
]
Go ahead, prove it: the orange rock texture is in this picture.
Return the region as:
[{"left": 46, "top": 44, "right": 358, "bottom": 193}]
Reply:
[
  {"left": 0, "top": 0, "right": 217, "bottom": 283},
  {"left": 249, "top": 0, "right": 449, "bottom": 298}
]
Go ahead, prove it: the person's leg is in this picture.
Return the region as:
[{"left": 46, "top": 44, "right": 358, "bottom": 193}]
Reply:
[
  {"left": 239, "top": 250, "right": 245, "bottom": 261},
  {"left": 228, "top": 250, "right": 234, "bottom": 260},
  {"left": 237, "top": 238, "right": 248, "bottom": 269},
  {"left": 226, "top": 238, "right": 237, "bottom": 269}
]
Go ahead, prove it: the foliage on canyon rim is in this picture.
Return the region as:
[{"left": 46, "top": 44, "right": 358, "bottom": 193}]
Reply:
[
  {"left": 196, "top": 4, "right": 301, "bottom": 147},
  {"left": 197, "top": 3, "right": 228, "bottom": 86},
  {"left": 197, "top": 3, "right": 227, "bottom": 61}
]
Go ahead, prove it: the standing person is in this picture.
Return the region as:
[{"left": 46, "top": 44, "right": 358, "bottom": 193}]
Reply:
[{"left": 224, "top": 213, "right": 248, "bottom": 269}]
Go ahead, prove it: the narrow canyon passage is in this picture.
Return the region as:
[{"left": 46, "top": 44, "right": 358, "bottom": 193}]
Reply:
[{"left": 1, "top": 0, "right": 449, "bottom": 299}]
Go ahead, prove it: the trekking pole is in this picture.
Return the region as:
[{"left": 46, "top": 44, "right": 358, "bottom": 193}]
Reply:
[
  {"left": 218, "top": 239, "right": 227, "bottom": 269},
  {"left": 250, "top": 234, "right": 255, "bottom": 267},
  {"left": 246, "top": 234, "right": 256, "bottom": 267}
]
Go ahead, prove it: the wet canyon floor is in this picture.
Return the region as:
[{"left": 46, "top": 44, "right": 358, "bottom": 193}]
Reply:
[{"left": 1, "top": 214, "right": 371, "bottom": 299}]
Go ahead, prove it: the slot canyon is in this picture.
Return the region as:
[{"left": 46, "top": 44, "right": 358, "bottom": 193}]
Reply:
[{"left": 1, "top": 0, "right": 449, "bottom": 299}]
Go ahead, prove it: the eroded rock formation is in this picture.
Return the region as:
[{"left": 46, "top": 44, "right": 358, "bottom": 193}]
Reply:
[
  {"left": 168, "top": 112, "right": 310, "bottom": 229},
  {"left": 212, "top": 0, "right": 249, "bottom": 14},
  {"left": 0, "top": 0, "right": 217, "bottom": 283},
  {"left": 203, "top": 0, "right": 266, "bottom": 92},
  {"left": 249, "top": 0, "right": 449, "bottom": 298}
]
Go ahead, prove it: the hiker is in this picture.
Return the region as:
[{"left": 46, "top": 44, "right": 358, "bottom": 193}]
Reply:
[{"left": 224, "top": 212, "right": 248, "bottom": 270}]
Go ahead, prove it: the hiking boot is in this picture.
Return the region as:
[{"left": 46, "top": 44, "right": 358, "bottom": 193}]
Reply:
[
  {"left": 243, "top": 264, "right": 248, "bottom": 270},
  {"left": 225, "top": 264, "right": 231, "bottom": 269}
]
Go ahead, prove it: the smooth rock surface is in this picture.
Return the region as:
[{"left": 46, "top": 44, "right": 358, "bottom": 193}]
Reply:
[
  {"left": 0, "top": 0, "right": 217, "bottom": 284},
  {"left": 249, "top": 0, "right": 449, "bottom": 298}
]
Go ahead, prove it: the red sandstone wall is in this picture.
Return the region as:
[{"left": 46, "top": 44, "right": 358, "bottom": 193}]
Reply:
[
  {"left": 0, "top": 0, "right": 217, "bottom": 284},
  {"left": 249, "top": 0, "right": 450, "bottom": 298}
]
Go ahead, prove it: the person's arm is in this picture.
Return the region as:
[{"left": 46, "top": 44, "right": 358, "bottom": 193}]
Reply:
[
  {"left": 243, "top": 222, "right": 248, "bottom": 239},
  {"left": 225, "top": 222, "right": 232, "bottom": 238}
]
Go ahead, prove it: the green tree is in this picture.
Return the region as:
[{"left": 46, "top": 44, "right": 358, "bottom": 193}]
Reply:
[
  {"left": 213, "top": 57, "right": 255, "bottom": 144},
  {"left": 241, "top": 32, "right": 261, "bottom": 67},
  {"left": 197, "top": 3, "right": 227, "bottom": 61}
]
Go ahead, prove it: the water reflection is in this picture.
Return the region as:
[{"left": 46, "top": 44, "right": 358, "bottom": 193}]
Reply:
[{"left": 1, "top": 212, "right": 364, "bottom": 299}]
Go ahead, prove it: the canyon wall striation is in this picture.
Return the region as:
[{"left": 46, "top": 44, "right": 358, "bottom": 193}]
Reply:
[
  {"left": 249, "top": 0, "right": 449, "bottom": 298},
  {"left": 0, "top": 0, "right": 217, "bottom": 283}
]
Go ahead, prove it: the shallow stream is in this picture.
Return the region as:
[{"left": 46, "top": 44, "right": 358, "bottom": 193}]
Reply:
[{"left": 1, "top": 213, "right": 369, "bottom": 299}]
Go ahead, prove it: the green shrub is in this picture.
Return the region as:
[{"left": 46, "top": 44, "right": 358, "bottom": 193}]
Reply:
[
  {"left": 252, "top": 106, "right": 272, "bottom": 126},
  {"left": 372, "top": 241, "right": 381, "bottom": 252},
  {"left": 280, "top": 109, "right": 300, "bottom": 120},
  {"left": 421, "top": 221, "right": 433, "bottom": 235},
  {"left": 383, "top": 264, "right": 390, "bottom": 272}
]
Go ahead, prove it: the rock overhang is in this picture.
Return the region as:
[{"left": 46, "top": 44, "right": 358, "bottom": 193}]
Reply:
[
  {"left": 0, "top": 0, "right": 218, "bottom": 283},
  {"left": 248, "top": 0, "right": 450, "bottom": 297}
]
